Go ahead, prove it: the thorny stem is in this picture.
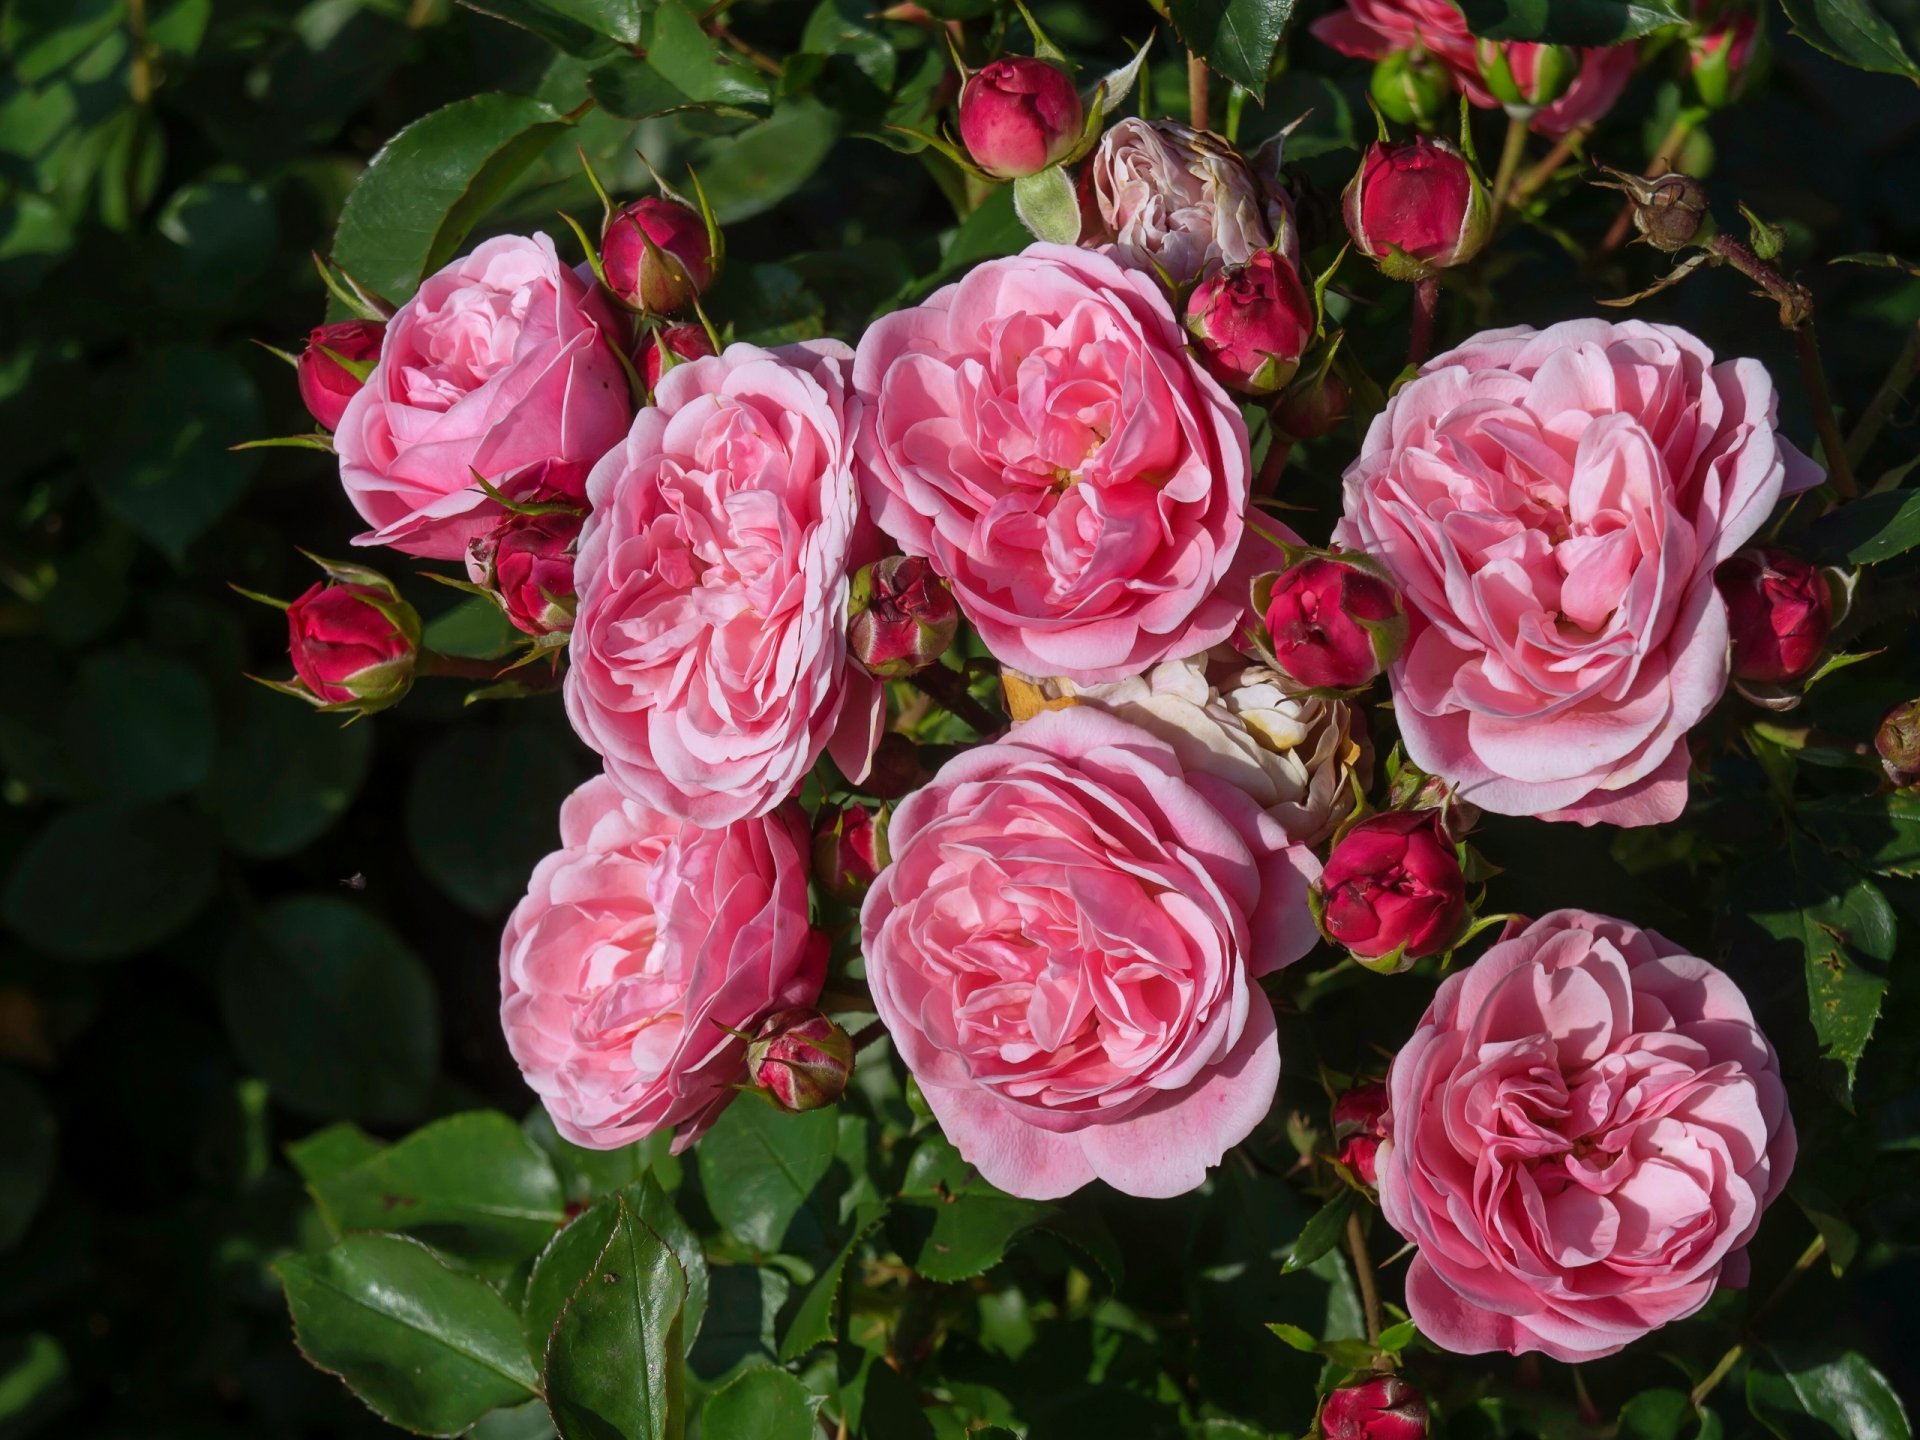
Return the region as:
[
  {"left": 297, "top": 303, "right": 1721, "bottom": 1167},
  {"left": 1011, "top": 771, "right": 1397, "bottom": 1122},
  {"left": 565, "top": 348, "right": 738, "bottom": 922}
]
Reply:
[
  {"left": 1489, "top": 116, "right": 1530, "bottom": 226},
  {"left": 909, "top": 662, "right": 1004, "bottom": 735},
  {"left": 1688, "top": 1233, "right": 1828, "bottom": 1411},
  {"left": 1346, "top": 1210, "right": 1384, "bottom": 1349},
  {"left": 1187, "top": 52, "right": 1211, "bottom": 133},
  {"left": 851, "top": 1019, "right": 889, "bottom": 1052},
  {"left": 1408, "top": 276, "right": 1441, "bottom": 367},
  {"left": 1600, "top": 113, "right": 1696, "bottom": 256},
  {"left": 1847, "top": 316, "right": 1920, "bottom": 468}
]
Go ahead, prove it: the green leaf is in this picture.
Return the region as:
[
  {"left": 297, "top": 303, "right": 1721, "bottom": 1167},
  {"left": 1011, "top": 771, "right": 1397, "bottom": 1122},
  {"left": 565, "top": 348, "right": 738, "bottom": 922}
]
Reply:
[
  {"left": 2, "top": 803, "right": 218, "bottom": 961},
  {"left": 586, "top": 57, "right": 697, "bottom": 119},
  {"left": 288, "top": 1123, "right": 387, "bottom": 1185},
  {"left": 697, "top": 1100, "right": 838, "bottom": 1253},
  {"left": 0, "top": 1069, "right": 55, "bottom": 1250},
  {"left": 199, "top": 685, "right": 374, "bottom": 860},
  {"left": 331, "top": 92, "right": 576, "bottom": 307},
  {"left": 700, "top": 1366, "right": 817, "bottom": 1440},
  {"left": 543, "top": 1195, "right": 690, "bottom": 1440},
  {"left": 889, "top": 1135, "right": 1053, "bottom": 1283},
  {"left": 310, "top": 1112, "right": 567, "bottom": 1264},
  {"left": 0, "top": 0, "right": 124, "bottom": 84},
  {"left": 221, "top": 896, "right": 439, "bottom": 1123},
  {"left": 688, "top": 101, "right": 840, "bottom": 224},
  {"left": 0, "top": 1332, "right": 70, "bottom": 1433},
  {"left": 1805, "top": 488, "right": 1920, "bottom": 565},
  {"left": 404, "top": 724, "right": 589, "bottom": 915},
  {"left": 81, "top": 345, "right": 260, "bottom": 562},
  {"left": 460, "top": 0, "right": 647, "bottom": 57},
  {"left": 1760, "top": 1345, "right": 1913, "bottom": 1440},
  {"left": 524, "top": 1178, "right": 708, "bottom": 1362},
  {"left": 276, "top": 1234, "right": 539, "bottom": 1437},
  {"left": 1800, "top": 793, "right": 1920, "bottom": 878},
  {"left": 1166, "top": 0, "right": 1292, "bottom": 95},
  {"left": 1781, "top": 0, "right": 1920, "bottom": 80},
  {"left": 61, "top": 648, "right": 213, "bottom": 803},
  {"left": 1451, "top": 0, "right": 1685, "bottom": 42},
  {"left": 1282, "top": 1191, "right": 1354, "bottom": 1274},
  {"left": 1743, "top": 843, "right": 1897, "bottom": 1102},
  {"left": 645, "top": 1, "right": 772, "bottom": 107},
  {"left": 1011, "top": 166, "right": 1081, "bottom": 245},
  {"left": 779, "top": 1209, "right": 885, "bottom": 1362},
  {"left": 1618, "top": 1388, "right": 1692, "bottom": 1440},
  {"left": 525, "top": 1110, "right": 683, "bottom": 1207}
]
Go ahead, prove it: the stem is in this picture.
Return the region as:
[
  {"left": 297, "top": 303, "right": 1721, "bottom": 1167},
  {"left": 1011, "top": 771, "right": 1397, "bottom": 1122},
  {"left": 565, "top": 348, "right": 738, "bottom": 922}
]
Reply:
[
  {"left": 909, "top": 662, "right": 1003, "bottom": 735},
  {"left": 1600, "top": 114, "right": 1695, "bottom": 255},
  {"left": 1847, "top": 315, "right": 1920, "bottom": 468},
  {"left": 1795, "top": 322, "right": 1858, "bottom": 500},
  {"left": 1253, "top": 435, "right": 1294, "bottom": 497},
  {"left": 850, "top": 1019, "right": 889, "bottom": 1052},
  {"left": 1489, "top": 116, "right": 1530, "bottom": 226},
  {"left": 1408, "top": 276, "right": 1440, "bottom": 367},
  {"left": 1690, "top": 1234, "right": 1827, "bottom": 1411},
  {"left": 1187, "top": 51, "right": 1211, "bottom": 133},
  {"left": 1346, "top": 1210, "right": 1384, "bottom": 1348},
  {"left": 1511, "top": 125, "right": 1591, "bottom": 207},
  {"left": 713, "top": 24, "right": 782, "bottom": 77},
  {"left": 416, "top": 651, "right": 508, "bottom": 681}
]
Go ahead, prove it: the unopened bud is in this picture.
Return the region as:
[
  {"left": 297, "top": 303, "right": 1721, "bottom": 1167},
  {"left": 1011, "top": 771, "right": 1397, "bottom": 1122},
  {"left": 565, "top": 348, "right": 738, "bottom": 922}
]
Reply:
[
  {"left": 467, "top": 510, "right": 581, "bottom": 637},
  {"left": 812, "top": 803, "right": 888, "bottom": 904},
  {"left": 1273, "top": 368, "right": 1351, "bottom": 442},
  {"left": 1184, "top": 249, "right": 1316, "bottom": 396},
  {"left": 1716, "top": 546, "right": 1833, "bottom": 683},
  {"left": 1320, "top": 1374, "right": 1430, "bottom": 1440},
  {"left": 848, "top": 556, "right": 960, "bottom": 679},
  {"left": 1257, "top": 552, "right": 1407, "bottom": 692},
  {"left": 747, "top": 1008, "right": 854, "bottom": 1112},
  {"left": 602, "top": 196, "right": 715, "bottom": 315},
  {"left": 1332, "top": 1081, "right": 1389, "bottom": 1187},
  {"left": 1691, "top": 4, "right": 1768, "bottom": 109},
  {"left": 1344, "top": 137, "right": 1492, "bottom": 283},
  {"left": 298, "top": 319, "right": 383, "bottom": 431},
  {"left": 1477, "top": 39, "right": 1576, "bottom": 115},
  {"left": 279, "top": 562, "right": 420, "bottom": 714},
  {"left": 1386, "top": 761, "right": 1481, "bottom": 841},
  {"left": 957, "top": 57, "right": 1084, "bottom": 180},
  {"left": 1369, "top": 50, "right": 1452, "bottom": 131},
  {"left": 638, "top": 322, "right": 717, "bottom": 391},
  {"left": 1314, "top": 811, "right": 1468, "bottom": 970},
  {"left": 1876, "top": 699, "right": 1920, "bottom": 789}
]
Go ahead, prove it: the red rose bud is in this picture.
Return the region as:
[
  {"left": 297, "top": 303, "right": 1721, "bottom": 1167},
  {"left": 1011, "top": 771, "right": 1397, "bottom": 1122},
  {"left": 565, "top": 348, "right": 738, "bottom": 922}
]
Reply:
[
  {"left": 1320, "top": 1374, "right": 1430, "bottom": 1440},
  {"left": 1343, "top": 137, "right": 1492, "bottom": 283},
  {"left": 1716, "top": 546, "right": 1833, "bottom": 683},
  {"left": 1315, "top": 811, "right": 1468, "bottom": 967},
  {"left": 848, "top": 556, "right": 960, "bottom": 678},
  {"left": 285, "top": 568, "right": 419, "bottom": 713},
  {"left": 747, "top": 1008, "right": 854, "bottom": 1112},
  {"left": 1261, "top": 554, "right": 1407, "bottom": 691},
  {"left": 1370, "top": 49, "right": 1453, "bottom": 131},
  {"left": 1691, "top": 3, "right": 1767, "bottom": 109},
  {"left": 812, "top": 803, "right": 888, "bottom": 904},
  {"left": 957, "top": 56, "right": 1084, "bottom": 180},
  {"left": 1876, "top": 699, "right": 1920, "bottom": 789},
  {"left": 1332, "top": 1081, "right": 1389, "bottom": 1187},
  {"left": 602, "top": 196, "right": 715, "bottom": 315},
  {"left": 639, "top": 322, "right": 717, "bottom": 391},
  {"left": 297, "top": 318, "right": 383, "bottom": 430},
  {"left": 1184, "top": 249, "right": 1316, "bottom": 397},
  {"left": 467, "top": 510, "right": 582, "bottom": 637},
  {"left": 1273, "top": 368, "right": 1351, "bottom": 442},
  {"left": 1476, "top": 39, "right": 1576, "bottom": 114}
]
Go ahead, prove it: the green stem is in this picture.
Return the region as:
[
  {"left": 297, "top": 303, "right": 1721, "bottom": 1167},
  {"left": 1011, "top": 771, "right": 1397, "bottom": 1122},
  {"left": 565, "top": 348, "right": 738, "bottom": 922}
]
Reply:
[
  {"left": 1489, "top": 116, "right": 1529, "bottom": 226},
  {"left": 1689, "top": 1233, "right": 1827, "bottom": 1411},
  {"left": 909, "top": 662, "right": 1003, "bottom": 735},
  {"left": 1846, "top": 316, "right": 1920, "bottom": 469},
  {"left": 1346, "top": 1210, "right": 1384, "bottom": 1349}
]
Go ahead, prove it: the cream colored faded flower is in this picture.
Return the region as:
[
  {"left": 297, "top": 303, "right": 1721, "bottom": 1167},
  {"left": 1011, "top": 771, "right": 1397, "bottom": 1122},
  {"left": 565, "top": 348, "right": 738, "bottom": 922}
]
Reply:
[{"left": 1017, "top": 653, "right": 1372, "bottom": 845}]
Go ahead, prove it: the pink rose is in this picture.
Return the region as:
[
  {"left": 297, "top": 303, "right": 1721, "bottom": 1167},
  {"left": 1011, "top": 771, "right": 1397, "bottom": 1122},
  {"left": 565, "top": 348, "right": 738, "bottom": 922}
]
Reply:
[
  {"left": 566, "top": 340, "right": 883, "bottom": 826},
  {"left": 853, "top": 242, "right": 1252, "bottom": 685},
  {"left": 335, "top": 233, "right": 632, "bottom": 559},
  {"left": 1334, "top": 319, "right": 1821, "bottom": 827},
  {"left": 1085, "top": 119, "right": 1297, "bottom": 287},
  {"left": 1378, "top": 909, "right": 1795, "bottom": 1360},
  {"left": 499, "top": 775, "right": 821, "bottom": 1151},
  {"left": 860, "top": 708, "right": 1321, "bottom": 1200}
]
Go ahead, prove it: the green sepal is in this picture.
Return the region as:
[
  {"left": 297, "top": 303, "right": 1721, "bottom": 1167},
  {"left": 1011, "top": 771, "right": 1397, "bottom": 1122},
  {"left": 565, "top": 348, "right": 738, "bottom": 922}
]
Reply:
[{"left": 231, "top": 432, "right": 336, "bottom": 454}]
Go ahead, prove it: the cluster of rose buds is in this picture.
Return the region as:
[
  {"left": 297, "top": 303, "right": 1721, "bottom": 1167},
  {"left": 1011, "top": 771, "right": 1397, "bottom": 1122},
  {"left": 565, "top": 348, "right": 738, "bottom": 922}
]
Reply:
[
  {"left": 1257, "top": 552, "right": 1408, "bottom": 693},
  {"left": 1332, "top": 1081, "right": 1389, "bottom": 1187},
  {"left": 746, "top": 1007, "right": 854, "bottom": 1112},
  {"left": 1717, "top": 546, "right": 1834, "bottom": 684},
  {"left": 1314, "top": 811, "right": 1468, "bottom": 971},
  {"left": 1320, "top": 1374, "right": 1430, "bottom": 1440}
]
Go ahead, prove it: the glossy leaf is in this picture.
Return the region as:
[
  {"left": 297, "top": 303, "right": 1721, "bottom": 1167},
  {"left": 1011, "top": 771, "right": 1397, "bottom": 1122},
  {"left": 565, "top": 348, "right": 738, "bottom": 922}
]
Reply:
[
  {"left": 645, "top": 1, "right": 772, "bottom": 108},
  {"left": 524, "top": 1177, "right": 708, "bottom": 1361},
  {"left": 696, "top": 1100, "right": 837, "bottom": 1253},
  {"left": 689, "top": 101, "right": 840, "bottom": 224},
  {"left": 1167, "top": 0, "right": 1292, "bottom": 95},
  {"left": 331, "top": 93, "right": 576, "bottom": 307},
  {"left": 459, "top": 0, "right": 647, "bottom": 56},
  {"left": 779, "top": 1209, "right": 885, "bottom": 1361},
  {"left": 199, "top": 685, "right": 374, "bottom": 859},
  {"left": 1806, "top": 488, "right": 1920, "bottom": 565},
  {"left": 700, "top": 1366, "right": 817, "bottom": 1440},
  {"left": 1757, "top": 1344, "right": 1912, "bottom": 1440},
  {"left": 889, "top": 1135, "right": 1052, "bottom": 1283},
  {"left": 1452, "top": 0, "right": 1685, "bottom": 42},
  {"left": 1781, "top": 0, "right": 1920, "bottom": 80},
  {"left": 543, "top": 1195, "right": 689, "bottom": 1440},
  {"left": 1281, "top": 1191, "right": 1355, "bottom": 1274},
  {"left": 277, "top": 1234, "right": 540, "bottom": 1436},
  {"left": 1800, "top": 792, "right": 1920, "bottom": 878}
]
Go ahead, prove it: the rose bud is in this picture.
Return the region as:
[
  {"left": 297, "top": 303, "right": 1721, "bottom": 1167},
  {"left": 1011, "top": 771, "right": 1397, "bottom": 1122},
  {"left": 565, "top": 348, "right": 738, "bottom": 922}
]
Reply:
[
  {"left": 1691, "top": 2, "right": 1767, "bottom": 109},
  {"left": 1273, "top": 368, "right": 1351, "bottom": 442},
  {"left": 1876, "top": 699, "right": 1920, "bottom": 789},
  {"left": 297, "top": 318, "right": 383, "bottom": 431},
  {"left": 1259, "top": 553, "right": 1407, "bottom": 691},
  {"left": 1184, "top": 248, "right": 1316, "bottom": 397},
  {"left": 1319, "top": 1374, "right": 1430, "bottom": 1440},
  {"left": 1343, "top": 136, "right": 1492, "bottom": 282},
  {"left": 1476, "top": 38, "right": 1577, "bottom": 115},
  {"left": 812, "top": 803, "right": 888, "bottom": 904},
  {"left": 1314, "top": 811, "right": 1468, "bottom": 968},
  {"left": 746, "top": 1007, "right": 854, "bottom": 1112},
  {"left": 1332, "top": 1081, "right": 1389, "bottom": 1187},
  {"left": 466, "top": 510, "right": 582, "bottom": 637},
  {"left": 1386, "top": 762, "right": 1481, "bottom": 842},
  {"left": 638, "top": 322, "right": 717, "bottom": 391},
  {"left": 1716, "top": 546, "right": 1833, "bottom": 683},
  {"left": 602, "top": 196, "right": 715, "bottom": 315},
  {"left": 958, "top": 56, "right": 1084, "bottom": 180},
  {"left": 1370, "top": 49, "right": 1452, "bottom": 131},
  {"left": 848, "top": 556, "right": 960, "bottom": 679},
  {"left": 284, "top": 569, "right": 420, "bottom": 714}
]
